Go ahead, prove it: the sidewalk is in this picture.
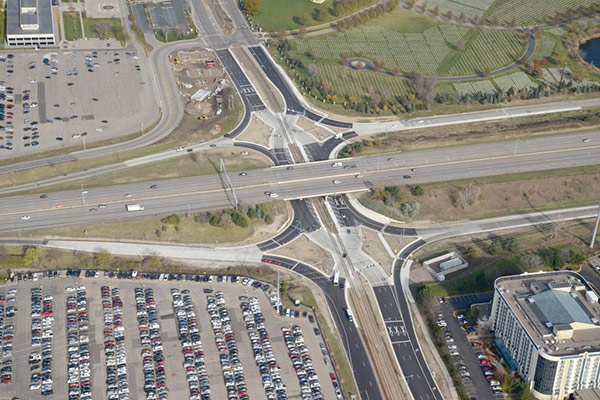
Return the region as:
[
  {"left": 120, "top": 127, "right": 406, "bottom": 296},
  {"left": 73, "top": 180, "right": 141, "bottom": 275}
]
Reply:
[{"left": 43, "top": 240, "right": 264, "bottom": 263}]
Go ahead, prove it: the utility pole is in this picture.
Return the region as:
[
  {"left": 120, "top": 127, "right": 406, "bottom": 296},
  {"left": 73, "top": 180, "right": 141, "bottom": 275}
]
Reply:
[
  {"left": 220, "top": 158, "right": 239, "bottom": 210},
  {"left": 558, "top": 62, "right": 567, "bottom": 91},
  {"left": 514, "top": 138, "right": 518, "bottom": 156},
  {"left": 591, "top": 204, "right": 600, "bottom": 248},
  {"left": 277, "top": 270, "right": 281, "bottom": 314}
]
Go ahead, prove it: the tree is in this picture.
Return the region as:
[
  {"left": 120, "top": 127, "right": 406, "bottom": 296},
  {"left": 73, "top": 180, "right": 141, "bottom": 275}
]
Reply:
[
  {"left": 432, "top": 5, "right": 439, "bottom": 16},
  {"left": 445, "top": 10, "right": 453, "bottom": 20},
  {"left": 298, "top": 12, "right": 309, "bottom": 25},
  {"left": 316, "top": 8, "right": 328, "bottom": 22},
  {"left": 245, "top": 0, "right": 261, "bottom": 16},
  {"left": 571, "top": 65, "right": 589, "bottom": 82},
  {"left": 411, "top": 74, "right": 437, "bottom": 108},
  {"left": 334, "top": 3, "right": 345, "bottom": 17},
  {"left": 410, "top": 185, "right": 424, "bottom": 196},
  {"left": 466, "top": 306, "right": 480, "bottom": 325},
  {"left": 297, "top": 27, "right": 307, "bottom": 39},
  {"left": 95, "top": 250, "right": 114, "bottom": 268},
  {"left": 93, "top": 20, "right": 112, "bottom": 37}
]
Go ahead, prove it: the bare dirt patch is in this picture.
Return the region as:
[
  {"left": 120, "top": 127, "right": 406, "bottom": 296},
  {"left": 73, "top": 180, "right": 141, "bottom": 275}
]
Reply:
[
  {"left": 237, "top": 115, "right": 274, "bottom": 148},
  {"left": 361, "top": 228, "right": 393, "bottom": 275},
  {"left": 271, "top": 234, "right": 335, "bottom": 275}
]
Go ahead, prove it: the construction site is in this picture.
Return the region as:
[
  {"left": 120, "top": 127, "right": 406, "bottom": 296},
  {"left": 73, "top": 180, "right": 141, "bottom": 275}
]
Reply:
[{"left": 169, "top": 48, "right": 233, "bottom": 120}]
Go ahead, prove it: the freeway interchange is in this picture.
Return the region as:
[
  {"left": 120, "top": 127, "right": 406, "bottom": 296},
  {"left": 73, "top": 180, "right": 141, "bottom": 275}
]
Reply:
[{"left": 1, "top": 0, "right": 600, "bottom": 399}]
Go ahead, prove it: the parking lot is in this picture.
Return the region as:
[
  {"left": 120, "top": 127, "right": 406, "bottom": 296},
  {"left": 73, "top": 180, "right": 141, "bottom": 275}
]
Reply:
[
  {"left": 436, "top": 301, "right": 503, "bottom": 400},
  {"left": 0, "top": 270, "right": 339, "bottom": 399},
  {"left": 0, "top": 50, "right": 157, "bottom": 159}
]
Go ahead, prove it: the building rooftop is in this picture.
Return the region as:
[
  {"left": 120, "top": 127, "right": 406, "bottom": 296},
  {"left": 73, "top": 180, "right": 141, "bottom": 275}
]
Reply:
[
  {"left": 495, "top": 271, "right": 600, "bottom": 357},
  {"left": 6, "top": 0, "right": 54, "bottom": 36}
]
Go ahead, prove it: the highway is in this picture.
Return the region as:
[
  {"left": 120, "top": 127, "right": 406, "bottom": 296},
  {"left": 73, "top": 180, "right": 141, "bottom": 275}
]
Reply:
[{"left": 0, "top": 130, "right": 598, "bottom": 231}]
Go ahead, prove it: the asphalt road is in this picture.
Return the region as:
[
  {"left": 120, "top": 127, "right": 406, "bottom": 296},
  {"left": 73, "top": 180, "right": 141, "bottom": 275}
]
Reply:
[
  {"left": 1, "top": 130, "right": 599, "bottom": 231},
  {"left": 261, "top": 255, "right": 383, "bottom": 400},
  {"left": 372, "top": 239, "right": 443, "bottom": 400},
  {"left": 247, "top": 46, "right": 352, "bottom": 128},
  {"left": 257, "top": 200, "right": 319, "bottom": 251}
]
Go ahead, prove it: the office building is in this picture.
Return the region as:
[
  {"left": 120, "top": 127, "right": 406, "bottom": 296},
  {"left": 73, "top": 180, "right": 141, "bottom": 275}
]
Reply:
[
  {"left": 6, "top": 0, "right": 56, "bottom": 47},
  {"left": 491, "top": 271, "right": 600, "bottom": 400}
]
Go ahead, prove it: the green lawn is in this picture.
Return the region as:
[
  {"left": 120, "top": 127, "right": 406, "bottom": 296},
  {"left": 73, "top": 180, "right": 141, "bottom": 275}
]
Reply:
[
  {"left": 486, "top": 0, "right": 597, "bottom": 25},
  {"left": 63, "top": 12, "right": 83, "bottom": 41},
  {"left": 154, "top": 30, "right": 197, "bottom": 43},
  {"left": 249, "top": 0, "right": 337, "bottom": 32},
  {"left": 82, "top": 17, "right": 126, "bottom": 40},
  {"left": 0, "top": 7, "right": 4, "bottom": 45}
]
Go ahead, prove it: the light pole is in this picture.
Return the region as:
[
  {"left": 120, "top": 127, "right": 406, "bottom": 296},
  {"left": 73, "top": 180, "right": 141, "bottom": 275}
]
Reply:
[{"left": 590, "top": 204, "right": 600, "bottom": 248}]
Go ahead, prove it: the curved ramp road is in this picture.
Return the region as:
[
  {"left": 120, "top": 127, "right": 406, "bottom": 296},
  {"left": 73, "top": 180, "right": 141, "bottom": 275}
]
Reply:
[{"left": 261, "top": 255, "right": 383, "bottom": 400}]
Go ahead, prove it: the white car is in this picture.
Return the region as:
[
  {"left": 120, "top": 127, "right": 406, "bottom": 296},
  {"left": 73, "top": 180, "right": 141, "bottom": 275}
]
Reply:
[
  {"left": 583, "top": 138, "right": 590, "bottom": 143},
  {"left": 333, "top": 180, "right": 341, "bottom": 184},
  {"left": 30, "top": 102, "right": 38, "bottom": 108},
  {"left": 21, "top": 215, "right": 30, "bottom": 220},
  {"left": 29, "top": 79, "right": 37, "bottom": 84},
  {"left": 176, "top": 147, "right": 184, "bottom": 152},
  {"left": 29, "top": 383, "right": 41, "bottom": 390}
]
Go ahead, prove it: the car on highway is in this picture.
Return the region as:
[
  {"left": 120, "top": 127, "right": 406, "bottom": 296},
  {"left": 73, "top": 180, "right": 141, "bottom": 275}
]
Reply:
[
  {"left": 150, "top": 184, "right": 158, "bottom": 189},
  {"left": 239, "top": 172, "right": 247, "bottom": 176},
  {"left": 40, "top": 194, "right": 48, "bottom": 199},
  {"left": 333, "top": 180, "right": 341, "bottom": 184},
  {"left": 403, "top": 175, "right": 411, "bottom": 179},
  {"left": 21, "top": 215, "right": 30, "bottom": 220},
  {"left": 176, "top": 147, "right": 184, "bottom": 152},
  {"left": 411, "top": 168, "right": 418, "bottom": 172},
  {"left": 583, "top": 138, "right": 590, "bottom": 143}
]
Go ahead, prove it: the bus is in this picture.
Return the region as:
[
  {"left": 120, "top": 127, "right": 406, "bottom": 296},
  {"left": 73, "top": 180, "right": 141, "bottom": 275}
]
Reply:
[{"left": 333, "top": 270, "right": 340, "bottom": 286}]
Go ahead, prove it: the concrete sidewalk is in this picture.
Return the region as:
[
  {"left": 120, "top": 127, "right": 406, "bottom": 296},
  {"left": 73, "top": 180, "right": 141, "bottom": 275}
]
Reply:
[{"left": 44, "top": 239, "right": 264, "bottom": 263}]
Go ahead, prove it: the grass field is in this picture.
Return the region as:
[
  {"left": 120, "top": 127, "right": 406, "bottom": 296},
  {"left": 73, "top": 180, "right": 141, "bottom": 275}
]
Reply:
[
  {"left": 82, "top": 17, "right": 124, "bottom": 39},
  {"left": 249, "top": 0, "right": 336, "bottom": 32},
  {"left": 14, "top": 201, "right": 288, "bottom": 245},
  {"left": 154, "top": 30, "right": 198, "bottom": 42},
  {"left": 0, "top": 7, "right": 5, "bottom": 45},
  {"left": 63, "top": 12, "right": 83, "bottom": 41},
  {"left": 292, "top": 9, "right": 526, "bottom": 78},
  {"left": 486, "top": 0, "right": 597, "bottom": 25}
]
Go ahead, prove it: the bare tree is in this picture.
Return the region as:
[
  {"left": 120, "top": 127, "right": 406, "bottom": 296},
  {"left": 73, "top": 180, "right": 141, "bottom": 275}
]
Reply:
[
  {"left": 93, "top": 20, "right": 112, "bottom": 37},
  {"left": 411, "top": 74, "right": 437, "bottom": 108}
]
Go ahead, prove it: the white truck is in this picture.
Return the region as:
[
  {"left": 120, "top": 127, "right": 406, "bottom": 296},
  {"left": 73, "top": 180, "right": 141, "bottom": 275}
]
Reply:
[
  {"left": 345, "top": 307, "right": 354, "bottom": 322},
  {"left": 126, "top": 204, "right": 144, "bottom": 212}
]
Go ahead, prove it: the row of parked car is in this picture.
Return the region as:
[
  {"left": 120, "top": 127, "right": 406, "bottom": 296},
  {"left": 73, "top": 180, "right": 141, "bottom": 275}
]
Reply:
[
  {"left": 65, "top": 285, "right": 92, "bottom": 400},
  {"left": 135, "top": 287, "right": 168, "bottom": 400},
  {"left": 282, "top": 325, "right": 324, "bottom": 400},
  {"left": 30, "top": 287, "right": 54, "bottom": 395},
  {"left": 171, "top": 288, "right": 210, "bottom": 399},
  {"left": 207, "top": 292, "right": 248, "bottom": 400},
  {"left": 0, "top": 288, "right": 17, "bottom": 385},
  {"left": 101, "top": 286, "right": 130, "bottom": 400},
  {"left": 240, "top": 296, "right": 287, "bottom": 400}
]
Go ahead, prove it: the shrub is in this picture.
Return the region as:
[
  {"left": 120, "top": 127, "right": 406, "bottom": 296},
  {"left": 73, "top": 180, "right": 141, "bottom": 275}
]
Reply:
[
  {"left": 231, "top": 212, "right": 249, "bottom": 228},
  {"left": 410, "top": 185, "right": 424, "bottom": 196},
  {"left": 209, "top": 215, "right": 221, "bottom": 227},
  {"left": 160, "top": 214, "right": 181, "bottom": 225}
]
